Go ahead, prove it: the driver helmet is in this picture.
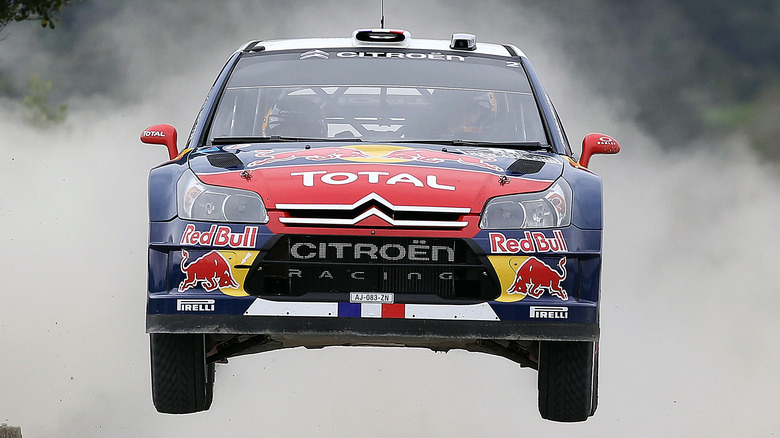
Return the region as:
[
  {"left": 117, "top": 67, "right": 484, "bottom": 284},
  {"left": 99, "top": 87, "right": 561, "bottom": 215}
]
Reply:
[
  {"left": 263, "top": 97, "right": 327, "bottom": 137},
  {"left": 432, "top": 89, "right": 497, "bottom": 136}
]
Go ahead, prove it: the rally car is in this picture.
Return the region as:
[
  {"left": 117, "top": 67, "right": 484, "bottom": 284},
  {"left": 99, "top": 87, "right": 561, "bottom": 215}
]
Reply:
[{"left": 141, "top": 29, "right": 619, "bottom": 422}]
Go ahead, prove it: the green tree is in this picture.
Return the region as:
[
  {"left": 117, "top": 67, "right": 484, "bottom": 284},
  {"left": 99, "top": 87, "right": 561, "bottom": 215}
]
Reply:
[
  {"left": 22, "top": 75, "right": 67, "bottom": 125},
  {"left": 0, "top": 0, "right": 73, "bottom": 31}
]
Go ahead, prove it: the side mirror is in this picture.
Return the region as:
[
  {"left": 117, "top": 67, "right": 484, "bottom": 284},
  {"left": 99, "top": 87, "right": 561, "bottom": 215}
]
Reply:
[
  {"left": 141, "top": 124, "right": 178, "bottom": 160},
  {"left": 580, "top": 133, "right": 620, "bottom": 168}
]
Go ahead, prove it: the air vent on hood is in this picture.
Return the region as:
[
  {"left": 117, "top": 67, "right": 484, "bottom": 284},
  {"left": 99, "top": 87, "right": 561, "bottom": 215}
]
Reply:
[
  {"left": 506, "top": 159, "right": 545, "bottom": 175},
  {"left": 207, "top": 153, "right": 244, "bottom": 169}
]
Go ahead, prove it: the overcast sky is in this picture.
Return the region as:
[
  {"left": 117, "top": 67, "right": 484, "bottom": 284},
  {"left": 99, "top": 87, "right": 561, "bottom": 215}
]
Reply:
[{"left": 1, "top": 1, "right": 778, "bottom": 436}]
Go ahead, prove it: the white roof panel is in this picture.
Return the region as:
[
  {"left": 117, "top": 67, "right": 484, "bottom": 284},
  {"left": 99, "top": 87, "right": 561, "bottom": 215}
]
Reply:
[{"left": 243, "top": 35, "right": 526, "bottom": 58}]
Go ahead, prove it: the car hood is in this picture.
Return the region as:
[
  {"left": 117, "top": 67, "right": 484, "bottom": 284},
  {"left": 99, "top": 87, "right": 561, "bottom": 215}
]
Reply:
[{"left": 189, "top": 143, "right": 564, "bottom": 212}]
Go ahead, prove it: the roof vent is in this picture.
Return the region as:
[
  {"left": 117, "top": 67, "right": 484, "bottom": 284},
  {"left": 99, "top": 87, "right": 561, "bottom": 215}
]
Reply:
[
  {"left": 450, "top": 33, "right": 477, "bottom": 50},
  {"left": 352, "top": 29, "right": 411, "bottom": 46}
]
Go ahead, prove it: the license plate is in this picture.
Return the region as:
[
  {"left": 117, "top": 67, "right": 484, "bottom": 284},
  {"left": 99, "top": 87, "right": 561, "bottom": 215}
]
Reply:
[{"left": 350, "top": 292, "right": 394, "bottom": 304}]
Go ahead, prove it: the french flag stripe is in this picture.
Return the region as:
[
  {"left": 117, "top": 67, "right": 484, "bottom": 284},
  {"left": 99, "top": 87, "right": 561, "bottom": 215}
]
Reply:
[
  {"left": 338, "top": 302, "right": 361, "bottom": 317},
  {"left": 382, "top": 304, "right": 405, "bottom": 318},
  {"left": 360, "top": 303, "right": 382, "bottom": 318},
  {"left": 341, "top": 303, "right": 407, "bottom": 318}
]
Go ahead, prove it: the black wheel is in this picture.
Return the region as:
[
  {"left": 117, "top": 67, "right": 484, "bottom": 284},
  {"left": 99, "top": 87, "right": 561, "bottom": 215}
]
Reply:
[
  {"left": 590, "top": 344, "right": 599, "bottom": 416},
  {"left": 538, "top": 341, "right": 597, "bottom": 422},
  {"left": 150, "top": 333, "right": 214, "bottom": 414},
  {"left": 205, "top": 361, "right": 215, "bottom": 410}
]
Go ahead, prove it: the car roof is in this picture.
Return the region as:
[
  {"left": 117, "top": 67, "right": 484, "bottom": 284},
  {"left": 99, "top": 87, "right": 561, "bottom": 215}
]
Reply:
[{"left": 239, "top": 33, "right": 526, "bottom": 58}]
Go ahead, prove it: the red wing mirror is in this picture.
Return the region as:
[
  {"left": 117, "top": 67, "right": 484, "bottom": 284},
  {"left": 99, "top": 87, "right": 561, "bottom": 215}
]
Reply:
[
  {"left": 580, "top": 133, "right": 620, "bottom": 168},
  {"left": 141, "top": 124, "right": 178, "bottom": 160}
]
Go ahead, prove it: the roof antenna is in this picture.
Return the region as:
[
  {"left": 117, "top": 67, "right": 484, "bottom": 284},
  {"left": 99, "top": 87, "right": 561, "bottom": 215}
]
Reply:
[{"left": 380, "top": 0, "right": 385, "bottom": 28}]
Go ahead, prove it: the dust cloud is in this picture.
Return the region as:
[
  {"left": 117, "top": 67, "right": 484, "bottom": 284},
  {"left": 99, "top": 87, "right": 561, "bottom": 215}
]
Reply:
[{"left": 0, "top": 1, "right": 778, "bottom": 436}]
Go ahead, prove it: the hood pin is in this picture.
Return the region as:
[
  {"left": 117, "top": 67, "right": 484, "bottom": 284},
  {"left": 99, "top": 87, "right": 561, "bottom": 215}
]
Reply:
[
  {"left": 240, "top": 170, "right": 253, "bottom": 181},
  {"left": 498, "top": 175, "right": 510, "bottom": 186}
]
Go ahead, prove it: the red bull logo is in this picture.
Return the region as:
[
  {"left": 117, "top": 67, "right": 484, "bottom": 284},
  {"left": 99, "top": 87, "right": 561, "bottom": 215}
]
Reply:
[
  {"left": 506, "top": 257, "right": 568, "bottom": 300},
  {"left": 180, "top": 224, "right": 258, "bottom": 248},
  {"left": 380, "top": 148, "right": 503, "bottom": 171},
  {"left": 248, "top": 147, "right": 370, "bottom": 167},
  {"left": 489, "top": 231, "right": 568, "bottom": 254},
  {"left": 179, "top": 250, "right": 239, "bottom": 292},
  {"left": 246, "top": 145, "right": 503, "bottom": 172}
]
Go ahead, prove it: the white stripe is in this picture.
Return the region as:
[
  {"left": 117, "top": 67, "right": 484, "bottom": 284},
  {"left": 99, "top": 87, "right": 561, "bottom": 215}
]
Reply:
[
  {"left": 244, "top": 298, "right": 338, "bottom": 317},
  {"left": 404, "top": 303, "right": 499, "bottom": 321},
  {"left": 361, "top": 303, "right": 382, "bottom": 318},
  {"left": 242, "top": 299, "right": 500, "bottom": 321}
]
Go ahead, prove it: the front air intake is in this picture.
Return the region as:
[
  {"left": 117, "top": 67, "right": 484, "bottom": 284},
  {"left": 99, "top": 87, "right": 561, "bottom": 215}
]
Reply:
[
  {"left": 244, "top": 235, "right": 499, "bottom": 300},
  {"left": 506, "top": 159, "right": 545, "bottom": 175},
  {"left": 207, "top": 153, "right": 244, "bottom": 169}
]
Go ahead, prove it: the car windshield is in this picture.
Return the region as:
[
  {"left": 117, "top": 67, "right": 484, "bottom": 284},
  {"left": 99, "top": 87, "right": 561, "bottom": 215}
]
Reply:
[{"left": 208, "top": 51, "right": 547, "bottom": 145}]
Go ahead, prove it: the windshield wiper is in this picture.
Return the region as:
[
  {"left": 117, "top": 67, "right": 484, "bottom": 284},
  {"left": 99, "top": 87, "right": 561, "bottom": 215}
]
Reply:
[
  {"left": 384, "top": 139, "right": 553, "bottom": 151},
  {"left": 211, "top": 136, "right": 362, "bottom": 145}
]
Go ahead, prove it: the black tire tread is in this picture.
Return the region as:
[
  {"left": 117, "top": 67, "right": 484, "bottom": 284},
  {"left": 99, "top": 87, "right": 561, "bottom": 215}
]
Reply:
[
  {"left": 150, "top": 334, "right": 212, "bottom": 414},
  {"left": 538, "top": 341, "right": 595, "bottom": 422}
]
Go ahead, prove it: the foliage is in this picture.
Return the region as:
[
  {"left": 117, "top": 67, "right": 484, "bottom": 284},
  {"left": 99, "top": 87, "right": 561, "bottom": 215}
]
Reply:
[
  {"left": 528, "top": 0, "right": 780, "bottom": 159},
  {"left": 0, "top": 0, "right": 73, "bottom": 30},
  {"left": 22, "top": 75, "right": 67, "bottom": 125},
  {"left": 673, "top": 0, "right": 780, "bottom": 72},
  {"left": 1, "top": 0, "right": 779, "bottom": 158}
]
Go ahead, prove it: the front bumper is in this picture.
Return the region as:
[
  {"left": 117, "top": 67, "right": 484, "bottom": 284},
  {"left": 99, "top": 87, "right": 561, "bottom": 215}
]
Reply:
[
  {"left": 147, "top": 219, "right": 602, "bottom": 343},
  {"left": 147, "top": 313, "right": 598, "bottom": 342}
]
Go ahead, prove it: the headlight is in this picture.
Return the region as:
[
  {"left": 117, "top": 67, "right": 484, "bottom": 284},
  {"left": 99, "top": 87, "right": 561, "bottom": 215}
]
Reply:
[
  {"left": 479, "top": 178, "right": 572, "bottom": 229},
  {"left": 177, "top": 170, "right": 268, "bottom": 223}
]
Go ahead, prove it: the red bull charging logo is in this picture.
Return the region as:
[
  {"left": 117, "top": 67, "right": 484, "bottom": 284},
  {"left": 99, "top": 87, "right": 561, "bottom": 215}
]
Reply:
[
  {"left": 505, "top": 257, "right": 568, "bottom": 300},
  {"left": 179, "top": 250, "right": 239, "bottom": 292},
  {"left": 247, "top": 145, "right": 503, "bottom": 172}
]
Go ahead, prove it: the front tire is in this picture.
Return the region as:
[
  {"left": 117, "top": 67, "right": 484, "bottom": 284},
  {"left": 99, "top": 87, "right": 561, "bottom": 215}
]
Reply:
[
  {"left": 150, "top": 333, "right": 214, "bottom": 414},
  {"left": 538, "top": 341, "right": 597, "bottom": 422}
]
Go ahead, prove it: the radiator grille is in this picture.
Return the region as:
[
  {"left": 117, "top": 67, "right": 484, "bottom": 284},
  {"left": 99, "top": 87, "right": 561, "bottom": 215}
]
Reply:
[{"left": 244, "top": 235, "right": 498, "bottom": 301}]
